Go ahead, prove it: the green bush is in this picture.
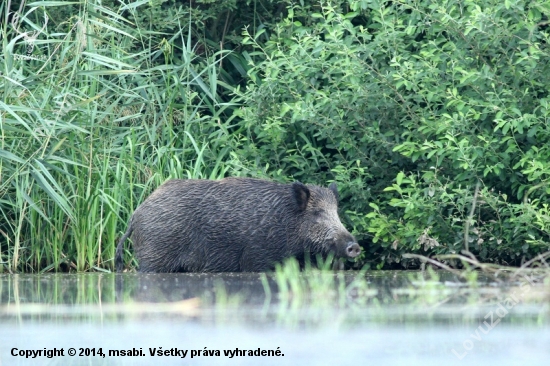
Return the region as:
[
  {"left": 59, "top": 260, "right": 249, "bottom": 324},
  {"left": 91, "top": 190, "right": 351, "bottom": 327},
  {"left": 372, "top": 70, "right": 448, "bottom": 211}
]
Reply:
[{"left": 235, "top": 0, "right": 550, "bottom": 267}]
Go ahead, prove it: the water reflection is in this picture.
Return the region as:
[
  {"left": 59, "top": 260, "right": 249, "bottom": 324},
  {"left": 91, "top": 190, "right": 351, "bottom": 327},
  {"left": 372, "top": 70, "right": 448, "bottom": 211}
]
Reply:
[
  {"left": 1, "top": 271, "right": 549, "bottom": 365},
  {"left": 0, "top": 270, "right": 548, "bottom": 326}
]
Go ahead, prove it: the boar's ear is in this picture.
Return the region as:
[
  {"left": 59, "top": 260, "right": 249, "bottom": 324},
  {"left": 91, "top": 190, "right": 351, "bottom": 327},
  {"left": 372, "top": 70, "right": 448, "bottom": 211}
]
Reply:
[
  {"left": 292, "top": 182, "right": 310, "bottom": 211},
  {"left": 329, "top": 182, "right": 339, "bottom": 201}
]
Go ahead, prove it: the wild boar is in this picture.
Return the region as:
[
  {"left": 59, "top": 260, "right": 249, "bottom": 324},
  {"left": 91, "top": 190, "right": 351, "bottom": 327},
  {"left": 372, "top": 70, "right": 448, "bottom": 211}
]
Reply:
[{"left": 115, "top": 178, "right": 361, "bottom": 272}]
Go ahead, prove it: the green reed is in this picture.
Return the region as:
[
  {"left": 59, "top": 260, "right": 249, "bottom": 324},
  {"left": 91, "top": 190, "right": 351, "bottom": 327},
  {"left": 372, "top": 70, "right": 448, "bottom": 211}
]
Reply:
[{"left": 0, "top": 0, "right": 238, "bottom": 272}]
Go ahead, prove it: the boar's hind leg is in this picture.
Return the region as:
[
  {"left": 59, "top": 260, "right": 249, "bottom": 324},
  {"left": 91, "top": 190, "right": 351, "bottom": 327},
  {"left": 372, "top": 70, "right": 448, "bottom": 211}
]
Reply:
[
  {"left": 136, "top": 258, "right": 160, "bottom": 273},
  {"left": 136, "top": 245, "right": 184, "bottom": 273}
]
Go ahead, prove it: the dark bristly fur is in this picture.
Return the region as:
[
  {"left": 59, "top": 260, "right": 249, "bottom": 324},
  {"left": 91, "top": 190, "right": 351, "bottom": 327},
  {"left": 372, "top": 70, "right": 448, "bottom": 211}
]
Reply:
[{"left": 116, "top": 178, "right": 361, "bottom": 273}]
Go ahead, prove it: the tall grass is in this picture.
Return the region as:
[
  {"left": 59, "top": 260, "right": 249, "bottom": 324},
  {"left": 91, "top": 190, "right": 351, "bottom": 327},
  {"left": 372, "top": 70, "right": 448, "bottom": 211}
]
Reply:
[{"left": 0, "top": 0, "right": 240, "bottom": 272}]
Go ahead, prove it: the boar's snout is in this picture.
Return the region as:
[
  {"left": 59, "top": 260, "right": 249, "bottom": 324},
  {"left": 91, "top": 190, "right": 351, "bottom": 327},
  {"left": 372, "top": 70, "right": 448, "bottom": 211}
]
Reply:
[
  {"left": 331, "top": 231, "right": 361, "bottom": 259},
  {"left": 345, "top": 242, "right": 362, "bottom": 258}
]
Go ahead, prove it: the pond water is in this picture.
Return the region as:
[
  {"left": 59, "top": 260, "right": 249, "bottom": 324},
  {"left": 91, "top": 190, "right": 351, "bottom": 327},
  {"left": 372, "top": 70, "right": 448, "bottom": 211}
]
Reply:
[{"left": 0, "top": 270, "right": 549, "bottom": 365}]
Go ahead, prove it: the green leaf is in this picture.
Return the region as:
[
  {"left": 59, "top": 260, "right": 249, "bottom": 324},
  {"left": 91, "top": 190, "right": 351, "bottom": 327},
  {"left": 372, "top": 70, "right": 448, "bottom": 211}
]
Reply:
[
  {"left": 0, "top": 149, "right": 26, "bottom": 164},
  {"left": 396, "top": 172, "right": 405, "bottom": 186}
]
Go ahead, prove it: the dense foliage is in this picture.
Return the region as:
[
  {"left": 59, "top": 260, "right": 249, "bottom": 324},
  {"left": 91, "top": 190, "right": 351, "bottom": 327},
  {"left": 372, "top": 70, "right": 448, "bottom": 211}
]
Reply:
[
  {"left": 1, "top": 0, "right": 549, "bottom": 272},
  {"left": 234, "top": 0, "right": 550, "bottom": 268}
]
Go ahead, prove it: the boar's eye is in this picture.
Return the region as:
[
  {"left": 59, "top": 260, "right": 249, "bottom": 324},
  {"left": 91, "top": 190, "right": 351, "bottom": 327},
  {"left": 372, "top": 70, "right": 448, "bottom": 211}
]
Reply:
[{"left": 311, "top": 209, "right": 323, "bottom": 217}]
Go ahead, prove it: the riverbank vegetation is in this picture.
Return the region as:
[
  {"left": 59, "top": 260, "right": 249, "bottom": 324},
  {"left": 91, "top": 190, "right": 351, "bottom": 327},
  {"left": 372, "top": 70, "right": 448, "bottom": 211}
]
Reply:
[{"left": 1, "top": 0, "right": 549, "bottom": 272}]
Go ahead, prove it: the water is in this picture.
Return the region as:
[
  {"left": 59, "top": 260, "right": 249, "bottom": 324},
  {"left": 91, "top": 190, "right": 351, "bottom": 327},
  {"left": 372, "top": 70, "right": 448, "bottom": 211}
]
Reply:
[{"left": 1, "top": 270, "right": 549, "bottom": 365}]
